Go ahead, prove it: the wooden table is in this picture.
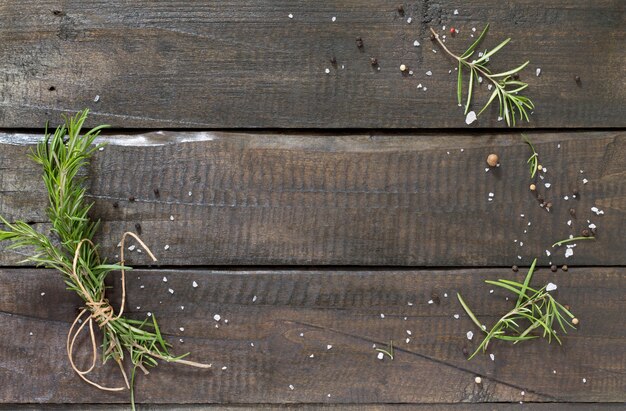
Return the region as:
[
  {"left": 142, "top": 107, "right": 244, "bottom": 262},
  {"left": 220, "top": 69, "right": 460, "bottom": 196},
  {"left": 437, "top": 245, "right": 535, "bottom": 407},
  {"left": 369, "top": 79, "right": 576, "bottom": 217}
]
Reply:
[{"left": 1, "top": 1, "right": 625, "bottom": 409}]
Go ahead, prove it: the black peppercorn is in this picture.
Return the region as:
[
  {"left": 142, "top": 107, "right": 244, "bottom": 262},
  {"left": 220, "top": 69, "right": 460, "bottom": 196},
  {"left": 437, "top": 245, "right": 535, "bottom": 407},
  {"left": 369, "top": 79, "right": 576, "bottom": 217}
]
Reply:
[
  {"left": 330, "top": 56, "right": 337, "bottom": 65},
  {"left": 397, "top": 5, "right": 405, "bottom": 15},
  {"left": 512, "top": 265, "right": 519, "bottom": 272},
  {"left": 128, "top": 196, "right": 135, "bottom": 202},
  {"left": 356, "top": 37, "right": 363, "bottom": 48},
  {"left": 135, "top": 223, "right": 142, "bottom": 235},
  {"left": 551, "top": 265, "right": 557, "bottom": 272},
  {"left": 569, "top": 208, "right": 576, "bottom": 217},
  {"left": 572, "top": 188, "right": 579, "bottom": 196},
  {"left": 575, "top": 75, "right": 581, "bottom": 83},
  {"left": 430, "top": 33, "right": 436, "bottom": 41},
  {"left": 582, "top": 229, "right": 590, "bottom": 237},
  {"left": 370, "top": 57, "right": 378, "bottom": 66},
  {"left": 112, "top": 201, "right": 119, "bottom": 208},
  {"left": 153, "top": 188, "right": 160, "bottom": 198},
  {"left": 512, "top": 73, "right": 520, "bottom": 80},
  {"left": 462, "top": 346, "right": 468, "bottom": 356}
]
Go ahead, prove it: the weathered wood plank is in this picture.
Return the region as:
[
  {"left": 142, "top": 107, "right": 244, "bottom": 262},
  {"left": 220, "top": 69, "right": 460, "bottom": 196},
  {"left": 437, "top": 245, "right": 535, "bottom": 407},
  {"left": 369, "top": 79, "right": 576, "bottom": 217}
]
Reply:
[
  {"left": 1, "top": 267, "right": 624, "bottom": 404},
  {"left": 1, "top": 131, "right": 625, "bottom": 266},
  {"left": 0, "top": 1, "right": 624, "bottom": 128},
  {"left": 2, "top": 405, "right": 624, "bottom": 410}
]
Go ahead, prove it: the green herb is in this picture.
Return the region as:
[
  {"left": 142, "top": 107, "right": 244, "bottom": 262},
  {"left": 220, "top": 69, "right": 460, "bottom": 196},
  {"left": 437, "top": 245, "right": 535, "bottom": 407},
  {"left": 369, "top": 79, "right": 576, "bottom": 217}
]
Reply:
[
  {"left": 375, "top": 340, "right": 394, "bottom": 360},
  {"left": 523, "top": 134, "right": 539, "bottom": 178},
  {"left": 0, "top": 110, "right": 209, "bottom": 410},
  {"left": 457, "top": 258, "right": 576, "bottom": 359},
  {"left": 430, "top": 24, "right": 534, "bottom": 127},
  {"left": 552, "top": 236, "right": 596, "bottom": 248}
]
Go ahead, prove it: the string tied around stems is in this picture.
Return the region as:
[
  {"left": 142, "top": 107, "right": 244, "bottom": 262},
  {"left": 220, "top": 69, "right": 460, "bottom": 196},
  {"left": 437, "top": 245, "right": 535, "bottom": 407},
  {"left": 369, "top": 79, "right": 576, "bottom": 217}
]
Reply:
[{"left": 65, "top": 231, "right": 210, "bottom": 392}]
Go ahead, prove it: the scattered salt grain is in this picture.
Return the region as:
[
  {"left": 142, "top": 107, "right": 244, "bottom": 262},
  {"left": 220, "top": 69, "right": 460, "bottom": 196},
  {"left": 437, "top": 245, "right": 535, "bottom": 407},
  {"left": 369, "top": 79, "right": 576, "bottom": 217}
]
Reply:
[
  {"left": 589, "top": 223, "right": 596, "bottom": 229},
  {"left": 288, "top": 13, "right": 293, "bottom": 19},
  {"left": 407, "top": 17, "right": 412, "bottom": 23},
  {"left": 536, "top": 68, "right": 541, "bottom": 76},
  {"left": 168, "top": 288, "right": 174, "bottom": 294},
  {"left": 128, "top": 245, "right": 136, "bottom": 251},
  {"left": 567, "top": 220, "right": 572, "bottom": 226},
  {"left": 170, "top": 215, "right": 174, "bottom": 221},
  {"left": 179, "top": 327, "right": 185, "bottom": 332},
  {"left": 472, "top": 27, "right": 476, "bottom": 32},
  {"left": 327, "top": 344, "right": 333, "bottom": 350},
  {"left": 188, "top": 191, "right": 192, "bottom": 196},
  {"left": 453, "top": 314, "right": 459, "bottom": 319},
  {"left": 490, "top": 353, "right": 495, "bottom": 361},
  {"left": 380, "top": 313, "right": 385, "bottom": 319},
  {"left": 309, "top": 354, "right": 314, "bottom": 358},
  {"left": 497, "top": 116, "right": 503, "bottom": 122},
  {"left": 591, "top": 206, "right": 604, "bottom": 215},
  {"left": 546, "top": 283, "right": 557, "bottom": 292},
  {"left": 417, "top": 83, "right": 423, "bottom": 89},
  {"left": 413, "top": 40, "right": 420, "bottom": 47},
  {"left": 94, "top": 95, "right": 100, "bottom": 102},
  {"left": 289, "top": 384, "right": 295, "bottom": 390},
  {"left": 222, "top": 366, "right": 227, "bottom": 370},
  {"left": 426, "top": 70, "right": 432, "bottom": 76},
  {"left": 406, "top": 330, "right": 412, "bottom": 335},
  {"left": 583, "top": 178, "right": 588, "bottom": 184},
  {"left": 164, "top": 244, "right": 170, "bottom": 250},
  {"left": 565, "top": 248, "right": 574, "bottom": 258},
  {"left": 377, "top": 352, "right": 384, "bottom": 360},
  {"left": 467, "top": 331, "right": 474, "bottom": 340},
  {"left": 41, "top": 292, "right": 45, "bottom": 296},
  {"left": 325, "top": 68, "right": 330, "bottom": 74},
  {"left": 147, "top": 312, "right": 152, "bottom": 317},
  {"left": 192, "top": 281, "right": 198, "bottom": 288},
  {"left": 428, "top": 299, "right": 434, "bottom": 304},
  {"left": 29, "top": 332, "right": 33, "bottom": 336},
  {"left": 488, "top": 192, "right": 494, "bottom": 198},
  {"left": 163, "top": 276, "right": 168, "bottom": 282},
  {"left": 544, "top": 183, "right": 551, "bottom": 188},
  {"left": 465, "top": 111, "right": 477, "bottom": 125},
  {"left": 454, "top": 9, "right": 459, "bottom": 15},
  {"left": 564, "top": 196, "right": 569, "bottom": 200},
  {"left": 582, "top": 378, "right": 587, "bottom": 383},
  {"left": 546, "top": 250, "right": 551, "bottom": 257},
  {"left": 475, "top": 376, "right": 482, "bottom": 384},
  {"left": 331, "top": 16, "right": 336, "bottom": 22},
  {"left": 489, "top": 289, "right": 494, "bottom": 294},
  {"left": 407, "top": 302, "right": 414, "bottom": 306},
  {"left": 487, "top": 84, "right": 492, "bottom": 90},
  {"left": 252, "top": 295, "right": 257, "bottom": 302},
  {"left": 214, "top": 314, "right": 221, "bottom": 321}
]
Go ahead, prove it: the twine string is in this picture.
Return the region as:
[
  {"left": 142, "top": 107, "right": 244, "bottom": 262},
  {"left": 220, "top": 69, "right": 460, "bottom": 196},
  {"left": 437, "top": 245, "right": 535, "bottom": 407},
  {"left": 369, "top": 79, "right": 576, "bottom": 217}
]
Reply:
[{"left": 65, "top": 232, "right": 158, "bottom": 391}]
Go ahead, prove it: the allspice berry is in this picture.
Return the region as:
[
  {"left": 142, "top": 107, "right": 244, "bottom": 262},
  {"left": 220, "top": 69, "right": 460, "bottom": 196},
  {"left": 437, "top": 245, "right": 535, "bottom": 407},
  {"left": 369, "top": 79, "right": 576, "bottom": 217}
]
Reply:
[
  {"left": 530, "top": 183, "right": 536, "bottom": 191},
  {"left": 562, "top": 264, "right": 568, "bottom": 272},
  {"left": 572, "top": 318, "right": 579, "bottom": 325},
  {"left": 475, "top": 376, "right": 482, "bottom": 384},
  {"left": 538, "top": 164, "right": 543, "bottom": 171},
  {"left": 486, "top": 153, "right": 499, "bottom": 167},
  {"left": 400, "top": 64, "right": 407, "bottom": 72}
]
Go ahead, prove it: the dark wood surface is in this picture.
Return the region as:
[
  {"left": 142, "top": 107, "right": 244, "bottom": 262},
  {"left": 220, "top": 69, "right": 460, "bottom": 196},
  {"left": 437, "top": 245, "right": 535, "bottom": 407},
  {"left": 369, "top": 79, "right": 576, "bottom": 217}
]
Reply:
[
  {"left": 1, "top": 267, "right": 624, "bottom": 404},
  {"left": 1, "top": 131, "right": 624, "bottom": 267},
  {"left": 0, "top": 0, "right": 624, "bottom": 128}
]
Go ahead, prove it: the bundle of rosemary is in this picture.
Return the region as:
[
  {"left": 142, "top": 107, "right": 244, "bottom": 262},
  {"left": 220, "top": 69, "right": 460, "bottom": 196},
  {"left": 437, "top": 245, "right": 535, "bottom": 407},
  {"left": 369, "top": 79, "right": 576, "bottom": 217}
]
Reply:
[{"left": 0, "top": 110, "right": 209, "bottom": 409}]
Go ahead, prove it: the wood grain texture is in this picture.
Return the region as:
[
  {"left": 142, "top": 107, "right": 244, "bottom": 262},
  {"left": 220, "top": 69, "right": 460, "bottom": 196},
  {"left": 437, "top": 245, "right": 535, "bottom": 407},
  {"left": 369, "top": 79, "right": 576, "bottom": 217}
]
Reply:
[
  {"left": 2, "top": 405, "right": 624, "bottom": 410},
  {"left": 1, "top": 131, "right": 625, "bottom": 267},
  {"left": 0, "top": 0, "right": 624, "bottom": 128},
  {"left": 1, "top": 267, "right": 624, "bottom": 404}
]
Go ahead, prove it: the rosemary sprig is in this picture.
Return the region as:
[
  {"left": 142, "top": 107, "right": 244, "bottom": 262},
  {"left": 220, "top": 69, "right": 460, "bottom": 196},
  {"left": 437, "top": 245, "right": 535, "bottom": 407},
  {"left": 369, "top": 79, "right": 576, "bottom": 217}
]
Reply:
[
  {"left": 523, "top": 134, "right": 539, "bottom": 178},
  {"left": 431, "top": 24, "right": 534, "bottom": 126},
  {"left": 457, "top": 259, "right": 576, "bottom": 359},
  {"left": 0, "top": 110, "right": 208, "bottom": 409},
  {"left": 552, "top": 236, "right": 596, "bottom": 248}
]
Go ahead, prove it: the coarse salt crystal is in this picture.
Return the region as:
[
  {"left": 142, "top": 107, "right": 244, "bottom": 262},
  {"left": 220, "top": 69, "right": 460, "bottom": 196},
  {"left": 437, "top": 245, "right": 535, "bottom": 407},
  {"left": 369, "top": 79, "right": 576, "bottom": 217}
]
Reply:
[
  {"left": 94, "top": 95, "right": 100, "bottom": 102},
  {"left": 164, "top": 244, "right": 170, "bottom": 250},
  {"left": 583, "top": 178, "right": 588, "bottom": 184},
  {"left": 567, "top": 220, "right": 572, "bottom": 226},
  {"left": 289, "top": 384, "right": 295, "bottom": 390},
  {"left": 128, "top": 245, "right": 136, "bottom": 251},
  {"left": 406, "top": 338, "right": 410, "bottom": 343},
  {"left": 426, "top": 70, "right": 432, "bottom": 76},
  {"left": 288, "top": 13, "right": 293, "bottom": 18},
  {"left": 327, "top": 344, "right": 333, "bottom": 350},
  {"left": 407, "top": 17, "right": 412, "bottom": 23},
  {"left": 192, "top": 281, "right": 198, "bottom": 288},
  {"left": 163, "top": 276, "right": 168, "bottom": 282},
  {"left": 453, "top": 314, "right": 459, "bottom": 319},
  {"left": 170, "top": 215, "right": 174, "bottom": 221},
  {"left": 325, "top": 68, "right": 330, "bottom": 74},
  {"left": 582, "top": 378, "right": 587, "bottom": 383},
  {"left": 565, "top": 248, "right": 574, "bottom": 258},
  {"left": 331, "top": 16, "right": 336, "bottom": 22},
  {"left": 214, "top": 314, "right": 221, "bottom": 321},
  {"left": 465, "top": 111, "right": 477, "bottom": 125},
  {"left": 546, "top": 283, "right": 557, "bottom": 292},
  {"left": 222, "top": 366, "right": 227, "bottom": 370},
  {"left": 377, "top": 352, "right": 384, "bottom": 360},
  {"left": 380, "top": 313, "right": 385, "bottom": 318},
  {"left": 168, "top": 288, "right": 174, "bottom": 294},
  {"left": 413, "top": 40, "right": 420, "bottom": 47},
  {"left": 591, "top": 206, "right": 604, "bottom": 215},
  {"left": 546, "top": 250, "right": 551, "bottom": 256},
  {"left": 179, "top": 327, "right": 185, "bottom": 332},
  {"left": 544, "top": 183, "right": 551, "bottom": 188},
  {"left": 467, "top": 331, "right": 474, "bottom": 340},
  {"left": 536, "top": 68, "right": 541, "bottom": 76},
  {"left": 252, "top": 295, "right": 257, "bottom": 302},
  {"left": 428, "top": 299, "right": 434, "bottom": 304},
  {"left": 589, "top": 223, "right": 596, "bottom": 229},
  {"left": 490, "top": 353, "right": 495, "bottom": 361},
  {"left": 488, "top": 192, "right": 494, "bottom": 197},
  {"left": 454, "top": 9, "right": 459, "bottom": 15}
]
